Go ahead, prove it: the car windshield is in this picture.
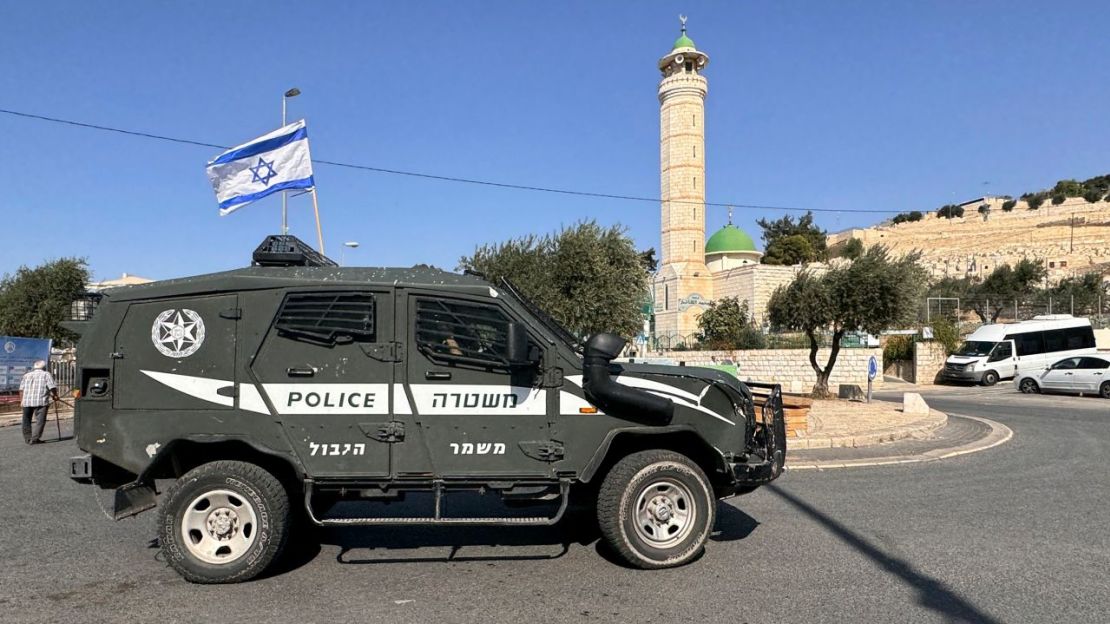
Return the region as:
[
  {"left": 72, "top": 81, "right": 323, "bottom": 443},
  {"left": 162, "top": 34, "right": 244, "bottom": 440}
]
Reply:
[
  {"left": 499, "top": 277, "right": 583, "bottom": 354},
  {"left": 955, "top": 341, "right": 996, "bottom": 357}
]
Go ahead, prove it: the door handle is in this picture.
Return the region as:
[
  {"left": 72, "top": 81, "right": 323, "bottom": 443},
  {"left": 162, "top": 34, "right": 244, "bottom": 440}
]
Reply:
[
  {"left": 425, "top": 371, "right": 451, "bottom": 381},
  {"left": 286, "top": 367, "right": 315, "bottom": 377},
  {"left": 1064, "top": 372, "right": 1073, "bottom": 375}
]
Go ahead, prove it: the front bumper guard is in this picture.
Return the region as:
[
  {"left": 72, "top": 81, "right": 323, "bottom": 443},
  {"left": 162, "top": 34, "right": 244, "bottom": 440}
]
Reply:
[{"left": 730, "top": 381, "right": 786, "bottom": 485}]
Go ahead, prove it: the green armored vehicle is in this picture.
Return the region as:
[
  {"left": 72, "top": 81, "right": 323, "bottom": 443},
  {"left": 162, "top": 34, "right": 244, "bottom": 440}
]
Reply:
[{"left": 68, "top": 236, "right": 785, "bottom": 583}]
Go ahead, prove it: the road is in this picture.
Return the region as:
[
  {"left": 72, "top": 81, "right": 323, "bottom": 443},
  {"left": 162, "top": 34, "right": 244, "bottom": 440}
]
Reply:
[{"left": 1, "top": 387, "right": 1107, "bottom": 624}]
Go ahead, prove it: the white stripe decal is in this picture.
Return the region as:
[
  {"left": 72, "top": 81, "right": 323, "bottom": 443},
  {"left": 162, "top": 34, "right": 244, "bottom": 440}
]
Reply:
[
  {"left": 141, "top": 370, "right": 233, "bottom": 407},
  {"left": 409, "top": 384, "right": 546, "bottom": 415},
  {"left": 393, "top": 383, "right": 413, "bottom": 415},
  {"left": 559, "top": 391, "right": 604, "bottom": 415},
  {"left": 239, "top": 384, "right": 269, "bottom": 415},
  {"left": 261, "top": 383, "right": 389, "bottom": 415},
  {"left": 564, "top": 373, "right": 734, "bottom": 426}
]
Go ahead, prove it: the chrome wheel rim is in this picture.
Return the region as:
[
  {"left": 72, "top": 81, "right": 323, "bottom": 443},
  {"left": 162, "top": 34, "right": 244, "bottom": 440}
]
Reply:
[
  {"left": 180, "top": 489, "right": 258, "bottom": 565},
  {"left": 1020, "top": 380, "right": 1037, "bottom": 394},
  {"left": 633, "top": 478, "right": 696, "bottom": 549}
]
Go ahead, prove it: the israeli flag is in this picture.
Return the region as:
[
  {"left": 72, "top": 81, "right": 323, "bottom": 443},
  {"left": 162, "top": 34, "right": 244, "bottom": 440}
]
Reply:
[{"left": 206, "top": 119, "right": 315, "bottom": 216}]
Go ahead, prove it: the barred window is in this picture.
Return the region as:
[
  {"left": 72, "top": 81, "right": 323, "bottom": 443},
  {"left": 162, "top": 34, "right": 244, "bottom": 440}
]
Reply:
[
  {"left": 415, "top": 298, "right": 510, "bottom": 367},
  {"left": 275, "top": 292, "right": 375, "bottom": 345}
]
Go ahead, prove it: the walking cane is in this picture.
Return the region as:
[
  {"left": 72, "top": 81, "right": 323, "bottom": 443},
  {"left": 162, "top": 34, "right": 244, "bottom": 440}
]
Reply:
[{"left": 53, "top": 397, "right": 62, "bottom": 441}]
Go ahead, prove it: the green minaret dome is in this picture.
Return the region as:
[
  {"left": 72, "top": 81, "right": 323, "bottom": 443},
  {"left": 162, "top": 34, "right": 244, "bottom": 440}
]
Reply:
[
  {"left": 705, "top": 224, "right": 757, "bottom": 253},
  {"left": 673, "top": 33, "right": 696, "bottom": 50}
]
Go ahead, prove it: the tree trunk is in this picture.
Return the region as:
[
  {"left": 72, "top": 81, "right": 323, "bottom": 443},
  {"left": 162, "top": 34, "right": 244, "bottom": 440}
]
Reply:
[{"left": 813, "top": 330, "right": 845, "bottom": 399}]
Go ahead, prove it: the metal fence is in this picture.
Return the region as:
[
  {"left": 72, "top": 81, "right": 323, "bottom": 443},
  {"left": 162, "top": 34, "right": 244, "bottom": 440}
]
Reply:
[{"left": 924, "top": 293, "right": 1109, "bottom": 329}]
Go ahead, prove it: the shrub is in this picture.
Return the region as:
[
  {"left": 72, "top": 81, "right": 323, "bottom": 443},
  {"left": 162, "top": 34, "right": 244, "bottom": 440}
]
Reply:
[
  {"left": 1026, "top": 194, "right": 1045, "bottom": 210},
  {"left": 1083, "top": 188, "right": 1103, "bottom": 203},
  {"left": 883, "top": 335, "right": 914, "bottom": 368},
  {"left": 892, "top": 214, "right": 907, "bottom": 224},
  {"left": 1051, "top": 193, "right": 1066, "bottom": 205},
  {"left": 1001, "top": 199, "right": 1017, "bottom": 212},
  {"left": 907, "top": 211, "right": 923, "bottom": 222},
  {"left": 978, "top": 203, "right": 990, "bottom": 214},
  {"left": 930, "top": 318, "right": 961, "bottom": 355}
]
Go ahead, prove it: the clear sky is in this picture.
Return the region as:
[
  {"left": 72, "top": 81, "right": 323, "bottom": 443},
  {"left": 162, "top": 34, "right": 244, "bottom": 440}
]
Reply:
[{"left": 2, "top": 1, "right": 1108, "bottom": 281}]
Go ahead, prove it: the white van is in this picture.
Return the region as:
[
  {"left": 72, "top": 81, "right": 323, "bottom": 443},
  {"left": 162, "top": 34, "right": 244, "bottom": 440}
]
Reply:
[{"left": 941, "top": 315, "right": 1097, "bottom": 386}]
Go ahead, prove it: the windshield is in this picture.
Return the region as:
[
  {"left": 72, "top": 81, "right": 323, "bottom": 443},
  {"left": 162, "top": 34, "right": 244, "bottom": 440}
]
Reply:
[
  {"left": 955, "top": 341, "right": 996, "bottom": 357},
  {"left": 499, "top": 278, "right": 583, "bottom": 353}
]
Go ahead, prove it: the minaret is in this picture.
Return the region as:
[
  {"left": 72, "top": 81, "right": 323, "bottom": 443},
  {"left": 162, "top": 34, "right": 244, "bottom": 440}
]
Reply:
[{"left": 654, "top": 16, "right": 713, "bottom": 339}]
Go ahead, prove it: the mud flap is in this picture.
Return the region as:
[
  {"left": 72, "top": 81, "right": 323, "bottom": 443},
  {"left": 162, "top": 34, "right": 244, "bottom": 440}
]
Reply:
[{"left": 112, "top": 481, "right": 157, "bottom": 520}]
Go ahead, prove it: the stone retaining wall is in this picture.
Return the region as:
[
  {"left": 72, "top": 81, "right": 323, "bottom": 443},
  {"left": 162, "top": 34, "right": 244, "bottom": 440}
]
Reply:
[
  {"left": 661, "top": 347, "right": 883, "bottom": 394},
  {"left": 913, "top": 340, "right": 949, "bottom": 385}
]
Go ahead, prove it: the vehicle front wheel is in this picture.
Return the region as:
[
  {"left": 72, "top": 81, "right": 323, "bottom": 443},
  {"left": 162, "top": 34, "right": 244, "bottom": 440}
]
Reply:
[
  {"left": 159, "top": 460, "right": 291, "bottom": 583},
  {"left": 1019, "top": 378, "right": 1040, "bottom": 394},
  {"left": 981, "top": 370, "right": 999, "bottom": 386},
  {"left": 597, "top": 450, "right": 715, "bottom": 569},
  {"left": 1100, "top": 381, "right": 1110, "bottom": 400}
]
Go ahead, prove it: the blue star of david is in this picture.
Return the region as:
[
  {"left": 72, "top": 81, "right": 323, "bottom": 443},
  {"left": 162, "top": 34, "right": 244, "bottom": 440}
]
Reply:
[{"left": 249, "top": 157, "right": 278, "bottom": 186}]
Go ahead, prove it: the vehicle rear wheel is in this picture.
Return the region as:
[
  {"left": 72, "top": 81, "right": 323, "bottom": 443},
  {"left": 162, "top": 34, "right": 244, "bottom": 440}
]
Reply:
[
  {"left": 981, "top": 370, "right": 999, "bottom": 386},
  {"left": 597, "top": 450, "right": 714, "bottom": 569},
  {"left": 159, "top": 460, "right": 290, "bottom": 584},
  {"left": 1100, "top": 381, "right": 1110, "bottom": 400},
  {"left": 1019, "top": 378, "right": 1040, "bottom": 394}
]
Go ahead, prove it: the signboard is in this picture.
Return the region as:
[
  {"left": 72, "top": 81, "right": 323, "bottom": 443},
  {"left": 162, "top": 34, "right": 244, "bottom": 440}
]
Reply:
[
  {"left": 0, "top": 336, "right": 52, "bottom": 393},
  {"left": 867, "top": 355, "right": 879, "bottom": 381}
]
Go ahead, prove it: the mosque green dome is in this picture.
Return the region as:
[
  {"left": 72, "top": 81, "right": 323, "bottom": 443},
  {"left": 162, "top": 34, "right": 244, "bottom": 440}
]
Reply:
[
  {"left": 705, "top": 225, "right": 758, "bottom": 254},
  {"left": 673, "top": 34, "right": 696, "bottom": 50}
]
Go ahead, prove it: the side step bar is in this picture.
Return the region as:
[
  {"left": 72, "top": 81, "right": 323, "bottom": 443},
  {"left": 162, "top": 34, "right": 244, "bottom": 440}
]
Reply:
[{"left": 304, "top": 480, "right": 571, "bottom": 527}]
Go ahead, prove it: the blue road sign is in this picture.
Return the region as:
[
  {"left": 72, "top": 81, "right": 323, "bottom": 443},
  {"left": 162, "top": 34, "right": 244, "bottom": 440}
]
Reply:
[
  {"left": 867, "top": 355, "right": 879, "bottom": 381},
  {"left": 0, "top": 336, "right": 53, "bottom": 392}
]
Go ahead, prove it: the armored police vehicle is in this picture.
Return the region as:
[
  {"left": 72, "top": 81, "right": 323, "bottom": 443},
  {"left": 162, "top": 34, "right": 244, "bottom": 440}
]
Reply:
[{"left": 67, "top": 236, "right": 785, "bottom": 583}]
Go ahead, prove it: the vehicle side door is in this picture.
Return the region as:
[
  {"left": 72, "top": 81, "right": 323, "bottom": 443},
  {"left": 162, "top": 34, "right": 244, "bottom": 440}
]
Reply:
[
  {"left": 1074, "top": 357, "right": 1110, "bottom": 392},
  {"left": 986, "top": 340, "right": 1015, "bottom": 379},
  {"left": 248, "top": 289, "right": 395, "bottom": 477},
  {"left": 1009, "top": 331, "right": 1047, "bottom": 374},
  {"left": 1041, "top": 357, "right": 1081, "bottom": 391},
  {"left": 398, "top": 293, "right": 551, "bottom": 478}
]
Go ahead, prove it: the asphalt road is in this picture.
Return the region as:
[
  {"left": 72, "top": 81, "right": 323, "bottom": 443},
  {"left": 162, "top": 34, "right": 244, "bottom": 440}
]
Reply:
[{"left": 1, "top": 387, "right": 1107, "bottom": 624}]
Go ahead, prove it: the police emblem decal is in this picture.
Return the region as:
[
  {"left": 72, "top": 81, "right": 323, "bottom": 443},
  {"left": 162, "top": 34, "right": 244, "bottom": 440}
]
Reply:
[{"left": 151, "top": 309, "right": 206, "bottom": 358}]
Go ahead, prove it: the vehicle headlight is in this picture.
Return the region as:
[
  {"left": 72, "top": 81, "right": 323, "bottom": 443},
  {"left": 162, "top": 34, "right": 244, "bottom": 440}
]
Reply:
[{"left": 964, "top": 363, "right": 975, "bottom": 371}]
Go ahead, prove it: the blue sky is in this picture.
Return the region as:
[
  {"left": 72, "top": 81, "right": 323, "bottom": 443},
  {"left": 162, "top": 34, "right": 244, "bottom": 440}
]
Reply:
[{"left": 2, "top": 1, "right": 1108, "bottom": 281}]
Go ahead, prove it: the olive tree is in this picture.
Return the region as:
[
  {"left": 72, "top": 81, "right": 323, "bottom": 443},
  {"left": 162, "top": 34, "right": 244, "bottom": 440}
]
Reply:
[
  {"left": 767, "top": 246, "right": 926, "bottom": 397},
  {"left": 0, "top": 257, "right": 89, "bottom": 344},
  {"left": 459, "top": 220, "right": 649, "bottom": 338}
]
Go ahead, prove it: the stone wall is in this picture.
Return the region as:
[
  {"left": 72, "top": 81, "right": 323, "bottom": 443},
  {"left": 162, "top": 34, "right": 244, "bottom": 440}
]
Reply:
[
  {"left": 913, "top": 340, "right": 949, "bottom": 385},
  {"left": 661, "top": 347, "right": 883, "bottom": 394}
]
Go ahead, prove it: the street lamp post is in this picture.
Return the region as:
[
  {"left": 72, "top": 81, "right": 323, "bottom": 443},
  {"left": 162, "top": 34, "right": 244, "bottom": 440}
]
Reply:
[
  {"left": 340, "top": 241, "right": 359, "bottom": 266},
  {"left": 281, "top": 87, "right": 301, "bottom": 235}
]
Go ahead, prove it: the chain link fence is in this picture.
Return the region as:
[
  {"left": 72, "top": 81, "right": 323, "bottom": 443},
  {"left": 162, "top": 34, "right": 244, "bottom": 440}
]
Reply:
[{"left": 924, "top": 292, "right": 1108, "bottom": 331}]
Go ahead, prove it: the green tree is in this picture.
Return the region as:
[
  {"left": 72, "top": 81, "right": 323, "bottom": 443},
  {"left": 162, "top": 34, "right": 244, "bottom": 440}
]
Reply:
[
  {"left": 459, "top": 220, "right": 648, "bottom": 338},
  {"left": 937, "top": 204, "right": 964, "bottom": 219},
  {"left": 1040, "top": 273, "right": 1107, "bottom": 315},
  {"left": 1052, "top": 179, "right": 1084, "bottom": 197},
  {"left": 841, "top": 237, "right": 864, "bottom": 260},
  {"left": 1001, "top": 199, "right": 1017, "bottom": 212},
  {"left": 907, "top": 211, "right": 923, "bottom": 222},
  {"left": 967, "top": 259, "right": 1047, "bottom": 322},
  {"left": 929, "top": 318, "right": 961, "bottom": 355},
  {"left": 1023, "top": 193, "right": 1046, "bottom": 210},
  {"left": 756, "top": 212, "right": 827, "bottom": 265},
  {"left": 767, "top": 246, "right": 926, "bottom": 397},
  {"left": 0, "top": 258, "right": 89, "bottom": 344},
  {"left": 696, "top": 297, "right": 765, "bottom": 350}
]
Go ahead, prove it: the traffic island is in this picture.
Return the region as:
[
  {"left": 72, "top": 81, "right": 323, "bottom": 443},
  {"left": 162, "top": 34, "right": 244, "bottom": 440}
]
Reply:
[{"left": 786, "top": 394, "right": 1012, "bottom": 469}]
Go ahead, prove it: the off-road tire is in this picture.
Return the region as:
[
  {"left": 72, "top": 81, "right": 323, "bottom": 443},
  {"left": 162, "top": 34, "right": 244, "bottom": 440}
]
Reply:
[
  {"left": 981, "top": 370, "right": 999, "bottom": 386},
  {"left": 159, "top": 460, "right": 290, "bottom": 584},
  {"left": 597, "top": 450, "right": 714, "bottom": 569},
  {"left": 1019, "top": 378, "right": 1040, "bottom": 394},
  {"left": 1100, "top": 381, "right": 1110, "bottom": 400}
]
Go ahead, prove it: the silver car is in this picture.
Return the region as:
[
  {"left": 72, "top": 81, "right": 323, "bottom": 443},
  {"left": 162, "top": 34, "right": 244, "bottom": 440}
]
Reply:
[{"left": 1016, "top": 355, "right": 1110, "bottom": 399}]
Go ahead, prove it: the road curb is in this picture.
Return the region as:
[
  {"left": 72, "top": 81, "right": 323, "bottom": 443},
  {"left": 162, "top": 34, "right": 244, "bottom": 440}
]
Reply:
[
  {"left": 790, "top": 407, "right": 947, "bottom": 450},
  {"left": 785, "top": 414, "right": 1013, "bottom": 470}
]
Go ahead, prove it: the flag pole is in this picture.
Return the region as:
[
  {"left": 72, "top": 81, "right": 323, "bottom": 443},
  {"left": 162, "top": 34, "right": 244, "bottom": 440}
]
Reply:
[{"left": 311, "top": 188, "right": 325, "bottom": 254}]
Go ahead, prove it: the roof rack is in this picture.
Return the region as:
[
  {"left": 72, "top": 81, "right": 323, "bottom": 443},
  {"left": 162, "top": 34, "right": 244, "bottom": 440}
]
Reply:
[{"left": 252, "top": 235, "right": 338, "bottom": 268}]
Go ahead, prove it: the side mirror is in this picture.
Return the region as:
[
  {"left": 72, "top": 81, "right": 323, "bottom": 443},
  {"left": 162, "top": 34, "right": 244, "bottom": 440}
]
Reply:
[{"left": 505, "top": 322, "right": 534, "bottom": 366}]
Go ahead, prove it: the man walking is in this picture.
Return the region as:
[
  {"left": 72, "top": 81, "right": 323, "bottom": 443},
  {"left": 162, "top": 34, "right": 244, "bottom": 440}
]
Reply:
[{"left": 20, "top": 360, "right": 58, "bottom": 445}]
